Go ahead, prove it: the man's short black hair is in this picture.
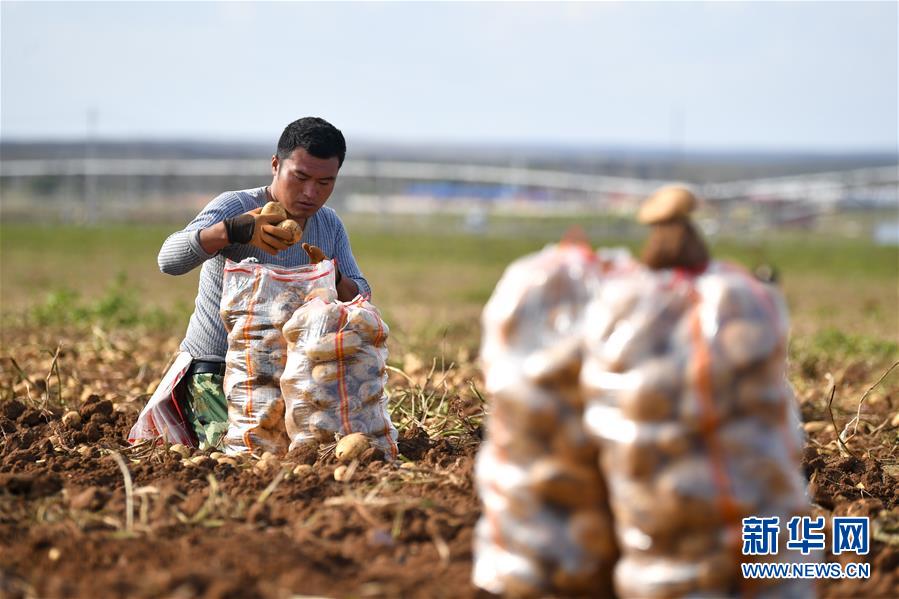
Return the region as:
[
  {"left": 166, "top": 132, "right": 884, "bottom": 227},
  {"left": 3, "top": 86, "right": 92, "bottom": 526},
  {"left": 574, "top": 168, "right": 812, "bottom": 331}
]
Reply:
[{"left": 277, "top": 117, "right": 346, "bottom": 167}]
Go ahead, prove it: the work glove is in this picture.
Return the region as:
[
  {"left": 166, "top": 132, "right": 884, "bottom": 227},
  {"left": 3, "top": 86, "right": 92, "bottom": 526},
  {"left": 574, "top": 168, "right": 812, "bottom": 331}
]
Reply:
[
  {"left": 303, "top": 243, "right": 343, "bottom": 284},
  {"left": 302, "top": 243, "right": 328, "bottom": 263},
  {"left": 224, "top": 208, "right": 294, "bottom": 255}
]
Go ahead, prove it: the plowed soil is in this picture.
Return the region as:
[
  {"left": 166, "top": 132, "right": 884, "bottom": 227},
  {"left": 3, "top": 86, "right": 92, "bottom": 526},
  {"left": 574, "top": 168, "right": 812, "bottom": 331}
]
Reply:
[{"left": 1, "top": 328, "right": 897, "bottom": 598}]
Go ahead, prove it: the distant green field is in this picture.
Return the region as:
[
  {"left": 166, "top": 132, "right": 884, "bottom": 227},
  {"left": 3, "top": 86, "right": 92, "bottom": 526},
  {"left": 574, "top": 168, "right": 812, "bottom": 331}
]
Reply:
[{"left": 2, "top": 222, "right": 897, "bottom": 361}]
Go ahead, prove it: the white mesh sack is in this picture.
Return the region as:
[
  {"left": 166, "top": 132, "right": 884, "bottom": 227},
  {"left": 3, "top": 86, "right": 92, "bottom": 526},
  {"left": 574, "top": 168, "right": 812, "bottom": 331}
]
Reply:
[
  {"left": 281, "top": 295, "right": 398, "bottom": 459},
  {"left": 219, "top": 258, "right": 337, "bottom": 455},
  {"left": 581, "top": 261, "right": 815, "bottom": 598},
  {"left": 474, "top": 242, "right": 628, "bottom": 597}
]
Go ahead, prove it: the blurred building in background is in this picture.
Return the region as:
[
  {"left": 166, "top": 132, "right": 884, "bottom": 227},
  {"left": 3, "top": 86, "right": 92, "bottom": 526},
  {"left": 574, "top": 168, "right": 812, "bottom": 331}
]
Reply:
[{"left": 0, "top": 140, "right": 896, "bottom": 243}]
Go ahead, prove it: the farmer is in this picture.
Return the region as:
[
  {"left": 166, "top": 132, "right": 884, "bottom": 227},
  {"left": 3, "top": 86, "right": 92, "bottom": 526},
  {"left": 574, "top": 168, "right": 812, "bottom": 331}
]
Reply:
[{"left": 131, "top": 117, "right": 369, "bottom": 449}]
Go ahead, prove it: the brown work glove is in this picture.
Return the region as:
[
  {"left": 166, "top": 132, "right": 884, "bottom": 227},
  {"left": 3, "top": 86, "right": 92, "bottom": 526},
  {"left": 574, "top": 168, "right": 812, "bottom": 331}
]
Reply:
[
  {"left": 224, "top": 208, "right": 294, "bottom": 255},
  {"left": 302, "top": 243, "right": 328, "bottom": 263},
  {"left": 303, "top": 243, "right": 343, "bottom": 283}
]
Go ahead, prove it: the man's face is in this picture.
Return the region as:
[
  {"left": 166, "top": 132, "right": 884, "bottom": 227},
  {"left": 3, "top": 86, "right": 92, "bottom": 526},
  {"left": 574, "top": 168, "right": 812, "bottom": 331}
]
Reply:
[{"left": 270, "top": 147, "right": 340, "bottom": 218}]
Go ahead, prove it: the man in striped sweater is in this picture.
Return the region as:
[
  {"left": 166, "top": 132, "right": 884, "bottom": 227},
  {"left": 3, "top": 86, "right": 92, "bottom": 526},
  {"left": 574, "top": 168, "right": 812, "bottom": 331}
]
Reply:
[{"left": 152, "top": 117, "right": 370, "bottom": 448}]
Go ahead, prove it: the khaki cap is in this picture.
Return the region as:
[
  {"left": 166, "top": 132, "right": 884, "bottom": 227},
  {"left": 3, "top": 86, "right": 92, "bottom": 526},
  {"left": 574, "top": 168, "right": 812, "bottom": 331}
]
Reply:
[{"left": 637, "top": 185, "right": 698, "bottom": 224}]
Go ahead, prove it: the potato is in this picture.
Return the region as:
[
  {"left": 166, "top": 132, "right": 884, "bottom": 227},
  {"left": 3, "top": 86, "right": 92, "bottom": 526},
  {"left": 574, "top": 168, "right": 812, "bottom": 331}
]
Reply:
[
  {"left": 521, "top": 336, "right": 582, "bottom": 386},
  {"left": 62, "top": 410, "right": 82, "bottom": 428},
  {"left": 491, "top": 425, "right": 550, "bottom": 462},
  {"left": 308, "top": 410, "right": 340, "bottom": 442},
  {"left": 348, "top": 404, "right": 387, "bottom": 436},
  {"left": 305, "top": 287, "right": 337, "bottom": 304},
  {"left": 730, "top": 454, "right": 795, "bottom": 501},
  {"left": 306, "top": 331, "right": 363, "bottom": 362},
  {"left": 491, "top": 382, "right": 562, "bottom": 438},
  {"left": 711, "top": 281, "right": 759, "bottom": 323},
  {"left": 228, "top": 426, "right": 288, "bottom": 455},
  {"left": 227, "top": 384, "right": 280, "bottom": 417},
  {"left": 346, "top": 306, "right": 389, "bottom": 345},
  {"left": 292, "top": 463, "right": 314, "bottom": 477},
  {"left": 293, "top": 384, "right": 339, "bottom": 411},
  {"left": 696, "top": 553, "right": 736, "bottom": 592},
  {"left": 567, "top": 510, "right": 617, "bottom": 559},
  {"left": 356, "top": 379, "right": 384, "bottom": 405},
  {"left": 268, "top": 288, "right": 307, "bottom": 325},
  {"left": 335, "top": 432, "right": 370, "bottom": 463},
  {"left": 283, "top": 296, "right": 343, "bottom": 342},
  {"left": 249, "top": 349, "right": 286, "bottom": 375},
  {"left": 734, "top": 375, "right": 789, "bottom": 421},
  {"left": 551, "top": 566, "right": 606, "bottom": 596},
  {"left": 717, "top": 318, "right": 777, "bottom": 370},
  {"left": 675, "top": 530, "right": 719, "bottom": 560},
  {"left": 637, "top": 186, "right": 697, "bottom": 225},
  {"left": 529, "top": 458, "right": 602, "bottom": 508},
  {"left": 334, "top": 464, "right": 349, "bottom": 481},
  {"left": 655, "top": 422, "right": 693, "bottom": 458},
  {"left": 347, "top": 353, "right": 386, "bottom": 381},
  {"left": 621, "top": 387, "right": 675, "bottom": 422},
  {"left": 277, "top": 219, "right": 302, "bottom": 244},
  {"left": 612, "top": 441, "right": 661, "bottom": 479},
  {"left": 655, "top": 456, "right": 716, "bottom": 502},
  {"left": 257, "top": 397, "right": 285, "bottom": 429},
  {"left": 261, "top": 201, "right": 288, "bottom": 221},
  {"left": 169, "top": 444, "right": 191, "bottom": 459},
  {"left": 311, "top": 362, "right": 341, "bottom": 384}
]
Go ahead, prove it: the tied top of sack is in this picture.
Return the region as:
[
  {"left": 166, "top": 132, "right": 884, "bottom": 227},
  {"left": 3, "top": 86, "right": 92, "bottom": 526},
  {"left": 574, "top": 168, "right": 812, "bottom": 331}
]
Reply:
[{"left": 480, "top": 241, "right": 634, "bottom": 392}]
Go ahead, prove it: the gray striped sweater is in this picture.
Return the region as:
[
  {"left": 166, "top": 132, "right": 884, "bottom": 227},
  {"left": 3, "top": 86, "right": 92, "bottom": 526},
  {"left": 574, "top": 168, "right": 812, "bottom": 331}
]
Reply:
[{"left": 158, "top": 186, "right": 371, "bottom": 361}]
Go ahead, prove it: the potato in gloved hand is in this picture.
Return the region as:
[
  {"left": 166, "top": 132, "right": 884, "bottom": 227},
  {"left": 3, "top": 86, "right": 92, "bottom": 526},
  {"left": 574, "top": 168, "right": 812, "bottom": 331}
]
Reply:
[
  {"left": 277, "top": 219, "right": 303, "bottom": 244},
  {"left": 261, "top": 201, "right": 289, "bottom": 221},
  {"left": 260, "top": 202, "right": 302, "bottom": 245}
]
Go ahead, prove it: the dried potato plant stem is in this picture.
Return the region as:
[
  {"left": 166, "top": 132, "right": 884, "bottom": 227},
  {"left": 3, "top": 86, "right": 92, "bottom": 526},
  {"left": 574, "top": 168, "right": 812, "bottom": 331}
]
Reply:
[
  {"left": 840, "top": 360, "right": 899, "bottom": 446},
  {"left": 36, "top": 344, "right": 64, "bottom": 409},
  {"left": 9, "top": 357, "right": 37, "bottom": 404},
  {"left": 386, "top": 365, "right": 415, "bottom": 385},
  {"left": 110, "top": 451, "right": 135, "bottom": 533},
  {"left": 255, "top": 469, "right": 286, "bottom": 506},
  {"left": 826, "top": 378, "right": 857, "bottom": 458}
]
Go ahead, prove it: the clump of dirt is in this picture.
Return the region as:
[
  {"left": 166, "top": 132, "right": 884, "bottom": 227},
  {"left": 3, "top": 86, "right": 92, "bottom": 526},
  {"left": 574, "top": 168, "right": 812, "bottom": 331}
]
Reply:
[
  {"left": 397, "top": 424, "right": 432, "bottom": 461},
  {"left": 804, "top": 450, "right": 899, "bottom": 510}
]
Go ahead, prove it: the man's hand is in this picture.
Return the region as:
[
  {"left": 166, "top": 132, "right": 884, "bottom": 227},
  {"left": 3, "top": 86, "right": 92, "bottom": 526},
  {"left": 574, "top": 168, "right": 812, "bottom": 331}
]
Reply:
[
  {"left": 225, "top": 208, "right": 294, "bottom": 255},
  {"left": 250, "top": 208, "right": 295, "bottom": 255}
]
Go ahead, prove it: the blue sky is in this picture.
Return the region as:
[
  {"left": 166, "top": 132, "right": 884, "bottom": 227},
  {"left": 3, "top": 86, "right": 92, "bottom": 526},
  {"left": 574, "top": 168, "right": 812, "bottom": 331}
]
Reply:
[{"left": 1, "top": 1, "right": 896, "bottom": 151}]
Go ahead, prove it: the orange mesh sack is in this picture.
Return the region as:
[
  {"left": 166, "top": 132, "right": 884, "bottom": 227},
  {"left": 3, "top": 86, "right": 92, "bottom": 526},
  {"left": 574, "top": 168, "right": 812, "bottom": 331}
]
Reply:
[
  {"left": 473, "top": 243, "right": 626, "bottom": 597},
  {"left": 581, "top": 261, "right": 815, "bottom": 598},
  {"left": 219, "top": 258, "right": 337, "bottom": 455},
  {"left": 281, "top": 296, "right": 398, "bottom": 459}
]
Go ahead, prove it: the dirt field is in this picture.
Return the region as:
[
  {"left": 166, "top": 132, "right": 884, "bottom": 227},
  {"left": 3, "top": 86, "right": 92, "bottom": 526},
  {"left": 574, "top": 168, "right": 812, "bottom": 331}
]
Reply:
[
  {"left": 2, "top": 328, "right": 897, "bottom": 597},
  {"left": 0, "top": 327, "right": 487, "bottom": 598},
  {"left": 1, "top": 225, "right": 897, "bottom": 598}
]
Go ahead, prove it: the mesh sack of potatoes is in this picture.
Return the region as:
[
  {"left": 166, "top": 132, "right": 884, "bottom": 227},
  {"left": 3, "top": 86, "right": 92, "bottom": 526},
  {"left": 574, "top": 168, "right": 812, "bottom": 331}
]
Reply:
[
  {"left": 219, "top": 258, "right": 338, "bottom": 455},
  {"left": 473, "top": 242, "right": 625, "bottom": 598},
  {"left": 280, "top": 295, "right": 398, "bottom": 459},
  {"left": 581, "top": 261, "right": 815, "bottom": 598}
]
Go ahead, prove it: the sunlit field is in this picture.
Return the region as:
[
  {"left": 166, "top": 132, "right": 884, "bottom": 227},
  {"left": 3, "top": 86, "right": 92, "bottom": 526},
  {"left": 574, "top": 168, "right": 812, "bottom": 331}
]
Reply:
[{"left": 3, "top": 220, "right": 896, "bottom": 347}]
